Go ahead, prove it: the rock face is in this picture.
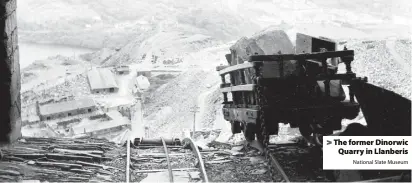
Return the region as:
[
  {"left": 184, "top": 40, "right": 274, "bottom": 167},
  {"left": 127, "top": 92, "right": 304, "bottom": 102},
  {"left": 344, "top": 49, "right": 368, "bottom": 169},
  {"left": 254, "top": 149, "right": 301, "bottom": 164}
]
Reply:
[
  {"left": 227, "top": 30, "right": 299, "bottom": 80},
  {"left": 229, "top": 30, "right": 295, "bottom": 65}
]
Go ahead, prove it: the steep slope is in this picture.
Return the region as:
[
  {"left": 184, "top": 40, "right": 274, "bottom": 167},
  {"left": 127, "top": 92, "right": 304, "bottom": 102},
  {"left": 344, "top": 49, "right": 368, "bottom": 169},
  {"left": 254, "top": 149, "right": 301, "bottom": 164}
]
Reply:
[
  {"left": 18, "top": 0, "right": 412, "bottom": 140},
  {"left": 17, "top": 0, "right": 260, "bottom": 49},
  {"left": 141, "top": 44, "right": 229, "bottom": 137},
  {"left": 18, "top": 0, "right": 411, "bottom": 50}
]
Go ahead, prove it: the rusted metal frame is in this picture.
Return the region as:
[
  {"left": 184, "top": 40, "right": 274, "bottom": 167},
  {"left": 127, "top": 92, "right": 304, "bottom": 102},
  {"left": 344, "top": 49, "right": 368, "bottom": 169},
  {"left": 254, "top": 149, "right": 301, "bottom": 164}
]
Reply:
[
  {"left": 161, "top": 137, "right": 174, "bottom": 183},
  {"left": 248, "top": 50, "right": 354, "bottom": 62},
  {"left": 183, "top": 138, "right": 209, "bottom": 183}
]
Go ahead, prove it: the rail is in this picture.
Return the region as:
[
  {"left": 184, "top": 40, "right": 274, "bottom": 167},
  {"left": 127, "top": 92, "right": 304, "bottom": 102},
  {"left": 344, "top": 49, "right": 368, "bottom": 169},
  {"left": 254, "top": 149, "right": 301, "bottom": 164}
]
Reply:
[
  {"left": 161, "top": 137, "right": 174, "bottom": 182},
  {"left": 263, "top": 141, "right": 409, "bottom": 182},
  {"left": 126, "top": 136, "right": 131, "bottom": 183},
  {"left": 266, "top": 152, "right": 290, "bottom": 182},
  {"left": 183, "top": 137, "right": 209, "bottom": 183},
  {"left": 126, "top": 137, "right": 209, "bottom": 183}
]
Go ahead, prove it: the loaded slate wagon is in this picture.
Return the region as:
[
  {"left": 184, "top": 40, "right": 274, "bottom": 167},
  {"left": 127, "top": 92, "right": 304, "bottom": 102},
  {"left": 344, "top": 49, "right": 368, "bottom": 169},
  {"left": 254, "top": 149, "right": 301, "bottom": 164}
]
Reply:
[{"left": 216, "top": 32, "right": 363, "bottom": 147}]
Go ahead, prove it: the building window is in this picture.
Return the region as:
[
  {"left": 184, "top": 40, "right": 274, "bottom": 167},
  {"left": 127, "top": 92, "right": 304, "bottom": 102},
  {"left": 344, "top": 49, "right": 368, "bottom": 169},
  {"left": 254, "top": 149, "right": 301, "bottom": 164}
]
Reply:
[
  {"left": 68, "top": 113, "right": 72, "bottom": 116},
  {"left": 88, "top": 109, "right": 92, "bottom": 112}
]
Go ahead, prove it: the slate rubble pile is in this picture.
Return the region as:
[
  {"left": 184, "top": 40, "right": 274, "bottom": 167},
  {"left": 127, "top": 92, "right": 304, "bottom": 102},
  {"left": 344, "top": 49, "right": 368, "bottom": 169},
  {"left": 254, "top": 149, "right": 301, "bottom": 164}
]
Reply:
[
  {"left": 0, "top": 137, "right": 120, "bottom": 182},
  {"left": 348, "top": 41, "right": 411, "bottom": 99},
  {"left": 394, "top": 40, "right": 412, "bottom": 65}
]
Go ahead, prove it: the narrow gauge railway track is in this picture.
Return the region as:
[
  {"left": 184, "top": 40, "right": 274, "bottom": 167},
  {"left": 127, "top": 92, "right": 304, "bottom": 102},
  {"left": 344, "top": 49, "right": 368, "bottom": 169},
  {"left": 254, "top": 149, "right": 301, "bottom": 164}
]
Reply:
[
  {"left": 257, "top": 132, "right": 410, "bottom": 182},
  {"left": 125, "top": 137, "right": 209, "bottom": 183},
  {"left": 258, "top": 123, "right": 409, "bottom": 182},
  {"left": 263, "top": 141, "right": 410, "bottom": 182},
  {"left": 264, "top": 142, "right": 327, "bottom": 182}
]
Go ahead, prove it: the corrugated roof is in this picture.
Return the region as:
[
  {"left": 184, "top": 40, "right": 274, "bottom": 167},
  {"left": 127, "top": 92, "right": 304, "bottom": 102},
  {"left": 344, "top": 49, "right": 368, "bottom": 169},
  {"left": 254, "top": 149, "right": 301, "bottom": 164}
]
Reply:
[
  {"left": 87, "top": 68, "right": 119, "bottom": 90},
  {"left": 39, "top": 98, "right": 96, "bottom": 116}
]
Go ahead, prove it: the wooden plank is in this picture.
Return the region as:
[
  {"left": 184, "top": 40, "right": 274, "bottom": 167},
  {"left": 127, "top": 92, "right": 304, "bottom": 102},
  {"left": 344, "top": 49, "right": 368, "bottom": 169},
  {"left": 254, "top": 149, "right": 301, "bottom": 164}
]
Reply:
[
  {"left": 218, "top": 62, "right": 254, "bottom": 75},
  {"left": 45, "top": 153, "right": 93, "bottom": 162},
  {"left": 249, "top": 50, "right": 354, "bottom": 62},
  {"left": 35, "top": 161, "right": 83, "bottom": 169},
  {"left": 220, "top": 84, "right": 255, "bottom": 93},
  {"left": 135, "top": 168, "right": 198, "bottom": 173},
  {"left": 216, "top": 65, "right": 229, "bottom": 71},
  {"left": 137, "top": 153, "right": 191, "bottom": 157}
]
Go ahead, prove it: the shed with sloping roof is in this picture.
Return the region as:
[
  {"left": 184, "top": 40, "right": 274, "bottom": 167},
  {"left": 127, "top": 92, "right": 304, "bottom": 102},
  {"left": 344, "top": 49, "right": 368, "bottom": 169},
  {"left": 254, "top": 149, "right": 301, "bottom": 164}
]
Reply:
[
  {"left": 70, "top": 111, "right": 130, "bottom": 136},
  {"left": 38, "top": 98, "right": 98, "bottom": 121},
  {"left": 87, "top": 68, "right": 119, "bottom": 93}
]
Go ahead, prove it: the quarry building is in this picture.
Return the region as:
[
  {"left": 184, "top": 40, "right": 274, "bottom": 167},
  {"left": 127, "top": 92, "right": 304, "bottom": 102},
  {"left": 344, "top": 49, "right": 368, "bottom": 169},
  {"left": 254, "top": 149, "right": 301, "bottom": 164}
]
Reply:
[
  {"left": 87, "top": 68, "right": 119, "bottom": 93},
  {"left": 114, "top": 65, "right": 131, "bottom": 75},
  {"left": 69, "top": 111, "right": 130, "bottom": 136},
  {"left": 37, "top": 98, "right": 98, "bottom": 121},
  {"left": 137, "top": 70, "right": 151, "bottom": 77}
]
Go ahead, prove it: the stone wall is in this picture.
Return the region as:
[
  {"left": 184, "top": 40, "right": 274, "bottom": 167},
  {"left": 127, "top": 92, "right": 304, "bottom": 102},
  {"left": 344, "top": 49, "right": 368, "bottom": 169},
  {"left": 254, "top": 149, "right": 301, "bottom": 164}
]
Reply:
[{"left": 0, "top": 0, "right": 21, "bottom": 144}]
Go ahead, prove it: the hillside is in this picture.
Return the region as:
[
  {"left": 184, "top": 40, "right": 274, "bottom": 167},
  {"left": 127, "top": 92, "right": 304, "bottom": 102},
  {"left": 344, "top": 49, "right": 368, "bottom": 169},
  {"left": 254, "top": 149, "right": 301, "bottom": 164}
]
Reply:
[
  {"left": 17, "top": 0, "right": 411, "bottom": 50},
  {"left": 18, "top": 0, "right": 412, "bottom": 140},
  {"left": 17, "top": 0, "right": 260, "bottom": 49}
]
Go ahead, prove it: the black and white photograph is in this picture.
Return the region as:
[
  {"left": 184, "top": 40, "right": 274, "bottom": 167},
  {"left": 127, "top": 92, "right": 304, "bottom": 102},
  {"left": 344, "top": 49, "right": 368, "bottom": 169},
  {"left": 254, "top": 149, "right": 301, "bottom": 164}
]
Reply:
[{"left": 0, "top": 0, "right": 411, "bottom": 182}]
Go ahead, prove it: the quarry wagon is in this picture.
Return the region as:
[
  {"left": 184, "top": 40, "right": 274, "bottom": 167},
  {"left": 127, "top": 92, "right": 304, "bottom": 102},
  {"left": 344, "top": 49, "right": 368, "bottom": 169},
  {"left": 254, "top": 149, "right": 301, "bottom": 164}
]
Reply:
[{"left": 216, "top": 32, "right": 411, "bottom": 147}]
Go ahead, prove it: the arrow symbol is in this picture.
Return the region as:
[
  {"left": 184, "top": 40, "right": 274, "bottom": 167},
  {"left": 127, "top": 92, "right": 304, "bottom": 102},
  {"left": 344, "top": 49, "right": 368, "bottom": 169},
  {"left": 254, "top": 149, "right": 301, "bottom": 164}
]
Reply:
[{"left": 327, "top": 140, "right": 332, "bottom": 145}]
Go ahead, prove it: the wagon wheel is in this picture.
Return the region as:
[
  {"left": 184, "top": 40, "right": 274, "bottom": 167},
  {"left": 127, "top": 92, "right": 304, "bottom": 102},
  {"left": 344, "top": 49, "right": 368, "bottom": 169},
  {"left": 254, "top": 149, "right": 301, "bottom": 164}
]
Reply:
[{"left": 243, "top": 123, "right": 256, "bottom": 142}]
